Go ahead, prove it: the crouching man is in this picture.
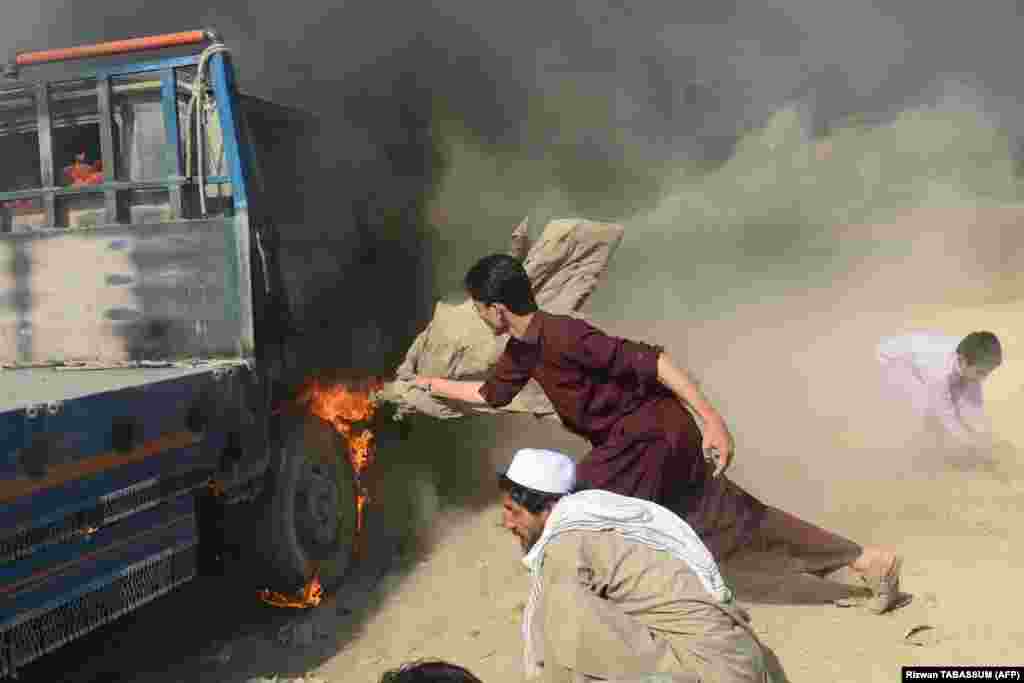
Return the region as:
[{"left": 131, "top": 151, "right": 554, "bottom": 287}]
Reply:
[{"left": 499, "top": 448, "right": 777, "bottom": 683}]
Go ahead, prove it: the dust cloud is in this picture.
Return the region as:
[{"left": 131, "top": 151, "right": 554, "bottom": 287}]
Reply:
[{"left": 423, "top": 89, "right": 1024, "bottom": 539}]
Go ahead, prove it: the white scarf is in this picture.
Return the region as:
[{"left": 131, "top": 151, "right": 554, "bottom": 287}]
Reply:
[{"left": 520, "top": 489, "right": 733, "bottom": 679}]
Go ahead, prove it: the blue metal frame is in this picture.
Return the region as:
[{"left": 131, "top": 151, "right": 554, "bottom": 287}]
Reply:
[
  {"left": 206, "top": 52, "right": 252, "bottom": 349},
  {"left": 85, "top": 55, "right": 200, "bottom": 81},
  {"left": 208, "top": 53, "right": 249, "bottom": 210}
]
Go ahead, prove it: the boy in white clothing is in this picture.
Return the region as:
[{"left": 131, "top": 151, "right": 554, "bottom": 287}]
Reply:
[{"left": 876, "top": 330, "right": 1002, "bottom": 450}]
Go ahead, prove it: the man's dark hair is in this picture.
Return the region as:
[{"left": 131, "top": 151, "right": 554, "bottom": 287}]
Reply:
[
  {"left": 497, "top": 474, "right": 588, "bottom": 514},
  {"left": 379, "top": 659, "right": 483, "bottom": 683},
  {"left": 464, "top": 254, "right": 538, "bottom": 315},
  {"left": 957, "top": 331, "right": 1002, "bottom": 368}
]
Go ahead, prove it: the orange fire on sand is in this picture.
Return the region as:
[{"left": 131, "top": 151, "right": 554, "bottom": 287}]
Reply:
[
  {"left": 259, "top": 377, "right": 383, "bottom": 609},
  {"left": 258, "top": 562, "right": 324, "bottom": 609}
]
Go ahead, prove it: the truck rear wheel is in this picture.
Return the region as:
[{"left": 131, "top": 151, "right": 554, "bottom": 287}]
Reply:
[{"left": 266, "top": 413, "right": 359, "bottom": 589}]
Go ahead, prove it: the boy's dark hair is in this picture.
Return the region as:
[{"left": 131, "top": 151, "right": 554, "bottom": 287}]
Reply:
[
  {"left": 497, "top": 474, "right": 588, "bottom": 514},
  {"left": 379, "top": 659, "right": 484, "bottom": 683},
  {"left": 464, "top": 254, "right": 538, "bottom": 315},
  {"left": 957, "top": 331, "right": 1002, "bottom": 368}
]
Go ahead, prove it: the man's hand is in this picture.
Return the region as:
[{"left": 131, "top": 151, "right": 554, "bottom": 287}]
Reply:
[
  {"left": 412, "top": 375, "right": 432, "bottom": 391},
  {"left": 702, "top": 416, "right": 735, "bottom": 478}
]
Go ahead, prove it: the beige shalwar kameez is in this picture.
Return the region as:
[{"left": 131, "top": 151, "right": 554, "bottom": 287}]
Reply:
[{"left": 533, "top": 529, "right": 773, "bottom": 683}]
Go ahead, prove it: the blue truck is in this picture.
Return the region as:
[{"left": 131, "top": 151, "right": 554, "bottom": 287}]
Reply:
[{"left": 0, "top": 29, "right": 367, "bottom": 677}]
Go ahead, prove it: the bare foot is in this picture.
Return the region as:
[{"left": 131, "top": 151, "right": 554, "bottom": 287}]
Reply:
[{"left": 852, "top": 548, "right": 903, "bottom": 614}]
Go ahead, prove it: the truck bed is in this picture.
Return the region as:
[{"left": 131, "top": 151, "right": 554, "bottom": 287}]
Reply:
[{"left": 0, "top": 361, "right": 248, "bottom": 413}]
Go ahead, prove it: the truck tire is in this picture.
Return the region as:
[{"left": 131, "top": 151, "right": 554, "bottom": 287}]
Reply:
[{"left": 266, "top": 413, "right": 359, "bottom": 590}]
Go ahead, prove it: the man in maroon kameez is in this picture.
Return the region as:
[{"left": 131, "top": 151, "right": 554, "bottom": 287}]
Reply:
[{"left": 414, "top": 254, "right": 903, "bottom": 614}]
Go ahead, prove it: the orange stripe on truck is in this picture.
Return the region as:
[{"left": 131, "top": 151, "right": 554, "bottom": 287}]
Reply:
[
  {"left": 0, "top": 431, "right": 202, "bottom": 504},
  {"left": 15, "top": 30, "right": 209, "bottom": 67}
]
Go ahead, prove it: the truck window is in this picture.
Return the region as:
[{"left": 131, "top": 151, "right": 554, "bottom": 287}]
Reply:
[
  {"left": 112, "top": 73, "right": 174, "bottom": 181},
  {"left": 110, "top": 72, "right": 182, "bottom": 224},
  {"left": 49, "top": 79, "right": 108, "bottom": 228},
  {"left": 0, "top": 87, "right": 42, "bottom": 191},
  {"left": 0, "top": 87, "right": 46, "bottom": 232},
  {"left": 51, "top": 79, "right": 104, "bottom": 187}
]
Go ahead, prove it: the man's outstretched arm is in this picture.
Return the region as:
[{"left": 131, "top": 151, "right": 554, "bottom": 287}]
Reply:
[
  {"left": 412, "top": 376, "right": 488, "bottom": 405},
  {"left": 657, "top": 354, "right": 736, "bottom": 478}
]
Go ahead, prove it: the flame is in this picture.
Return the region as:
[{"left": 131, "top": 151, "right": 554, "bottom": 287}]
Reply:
[
  {"left": 299, "top": 377, "right": 379, "bottom": 425},
  {"left": 298, "top": 376, "right": 383, "bottom": 485},
  {"left": 259, "top": 561, "right": 323, "bottom": 609},
  {"left": 301, "top": 377, "right": 383, "bottom": 561},
  {"left": 259, "top": 377, "right": 382, "bottom": 609}
]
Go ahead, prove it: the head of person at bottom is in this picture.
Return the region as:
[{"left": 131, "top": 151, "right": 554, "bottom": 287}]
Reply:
[
  {"left": 957, "top": 331, "right": 1002, "bottom": 382},
  {"left": 464, "top": 253, "right": 539, "bottom": 337},
  {"left": 378, "top": 659, "right": 484, "bottom": 683},
  {"left": 498, "top": 447, "right": 584, "bottom": 554}
]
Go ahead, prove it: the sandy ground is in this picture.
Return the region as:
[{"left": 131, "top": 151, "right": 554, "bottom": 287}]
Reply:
[
  {"left": 328, "top": 310, "right": 1023, "bottom": 683},
  {"left": 98, "top": 289, "right": 1018, "bottom": 683}
]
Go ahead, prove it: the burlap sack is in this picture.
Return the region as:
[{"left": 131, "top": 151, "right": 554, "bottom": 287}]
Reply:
[{"left": 378, "top": 217, "right": 625, "bottom": 420}]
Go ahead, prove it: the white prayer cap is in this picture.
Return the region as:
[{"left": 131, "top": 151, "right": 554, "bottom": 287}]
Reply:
[{"left": 502, "top": 448, "right": 576, "bottom": 495}]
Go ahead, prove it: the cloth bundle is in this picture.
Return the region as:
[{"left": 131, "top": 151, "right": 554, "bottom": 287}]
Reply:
[{"left": 376, "top": 217, "right": 625, "bottom": 421}]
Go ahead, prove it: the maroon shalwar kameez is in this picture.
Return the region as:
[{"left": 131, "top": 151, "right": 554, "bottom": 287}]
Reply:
[{"left": 480, "top": 311, "right": 780, "bottom": 561}]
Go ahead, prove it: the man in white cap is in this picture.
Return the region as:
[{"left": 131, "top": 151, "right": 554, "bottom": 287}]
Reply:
[{"left": 498, "top": 448, "right": 777, "bottom": 683}]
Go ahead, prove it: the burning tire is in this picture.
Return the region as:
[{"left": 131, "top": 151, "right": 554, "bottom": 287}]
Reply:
[{"left": 266, "top": 413, "right": 359, "bottom": 589}]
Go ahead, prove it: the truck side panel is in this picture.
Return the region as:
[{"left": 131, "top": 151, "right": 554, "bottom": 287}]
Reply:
[
  {"left": 0, "top": 362, "right": 268, "bottom": 673},
  {"left": 0, "top": 217, "right": 248, "bottom": 365},
  {"left": 1, "top": 370, "right": 214, "bottom": 495},
  {"left": 1, "top": 364, "right": 263, "bottom": 524}
]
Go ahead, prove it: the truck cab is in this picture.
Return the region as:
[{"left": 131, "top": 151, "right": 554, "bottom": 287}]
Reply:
[{"left": 0, "top": 30, "right": 360, "bottom": 677}]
